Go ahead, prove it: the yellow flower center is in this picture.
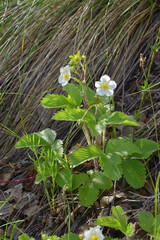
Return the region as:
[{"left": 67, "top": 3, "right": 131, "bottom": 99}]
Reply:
[
  {"left": 91, "top": 235, "right": 99, "bottom": 240},
  {"left": 102, "top": 83, "right": 109, "bottom": 90},
  {"left": 63, "top": 73, "right": 69, "bottom": 80},
  {"left": 74, "top": 56, "right": 80, "bottom": 62}
]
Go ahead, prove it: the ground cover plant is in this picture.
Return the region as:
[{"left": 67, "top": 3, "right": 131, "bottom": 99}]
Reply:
[{"left": 0, "top": 0, "right": 160, "bottom": 239}]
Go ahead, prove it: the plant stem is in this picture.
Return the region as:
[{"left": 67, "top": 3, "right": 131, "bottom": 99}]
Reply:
[
  {"left": 111, "top": 96, "right": 117, "bottom": 138},
  {"left": 154, "top": 172, "right": 160, "bottom": 240}
]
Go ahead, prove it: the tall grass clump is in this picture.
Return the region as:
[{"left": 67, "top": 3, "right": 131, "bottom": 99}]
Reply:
[{"left": 0, "top": 0, "right": 160, "bottom": 162}]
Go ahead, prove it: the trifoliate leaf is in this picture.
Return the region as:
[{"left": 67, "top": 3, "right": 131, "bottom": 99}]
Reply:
[
  {"left": 90, "top": 171, "right": 113, "bottom": 190},
  {"left": 52, "top": 108, "right": 96, "bottom": 123},
  {"left": 69, "top": 145, "right": 102, "bottom": 167},
  {"left": 63, "top": 84, "right": 82, "bottom": 107},
  {"left": 16, "top": 128, "right": 57, "bottom": 148},
  {"left": 122, "top": 159, "right": 146, "bottom": 188},
  {"left": 60, "top": 233, "right": 81, "bottom": 240},
  {"left": 137, "top": 211, "right": 154, "bottom": 233},
  {"left": 106, "top": 137, "right": 141, "bottom": 157},
  {"left": 99, "top": 154, "right": 122, "bottom": 181},
  {"left": 41, "top": 94, "right": 72, "bottom": 108},
  {"left": 78, "top": 182, "right": 99, "bottom": 207},
  {"left": 112, "top": 206, "right": 127, "bottom": 232},
  {"left": 95, "top": 206, "right": 133, "bottom": 237},
  {"left": 133, "top": 138, "right": 159, "bottom": 159}
]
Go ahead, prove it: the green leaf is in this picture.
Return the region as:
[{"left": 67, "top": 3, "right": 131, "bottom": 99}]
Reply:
[
  {"left": 95, "top": 118, "right": 108, "bottom": 134},
  {"left": 35, "top": 157, "right": 60, "bottom": 184},
  {"left": 90, "top": 171, "right": 113, "bottom": 190},
  {"left": 106, "top": 153, "right": 122, "bottom": 164},
  {"left": 126, "top": 223, "right": 134, "bottom": 237},
  {"left": 53, "top": 108, "right": 96, "bottom": 123},
  {"left": 84, "top": 86, "right": 97, "bottom": 105},
  {"left": 137, "top": 211, "right": 154, "bottom": 233},
  {"left": 78, "top": 182, "right": 99, "bottom": 207},
  {"left": 72, "top": 173, "right": 89, "bottom": 190},
  {"left": 95, "top": 206, "right": 133, "bottom": 237},
  {"left": 41, "top": 233, "right": 59, "bottom": 240},
  {"left": 106, "top": 137, "right": 141, "bottom": 157},
  {"left": 16, "top": 128, "right": 57, "bottom": 148},
  {"left": 41, "top": 94, "right": 72, "bottom": 108},
  {"left": 55, "top": 168, "right": 72, "bottom": 189},
  {"left": 94, "top": 216, "right": 120, "bottom": 229},
  {"left": 88, "top": 121, "right": 100, "bottom": 137},
  {"left": 35, "top": 171, "right": 44, "bottom": 184},
  {"left": 56, "top": 171, "right": 89, "bottom": 191},
  {"left": 98, "top": 112, "right": 139, "bottom": 128},
  {"left": 122, "top": 159, "right": 146, "bottom": 188},
  {"left": 60, "top": 233, "right": 81, "bottom": 240},
  {"left": 112, "top": 206, "right": 127, "bottom": 233},
  {"left": 19, "top": 233, "right": 35, "bottom": 240},
  {"left": 99, "top": 154, "right": 122, "bottom": 181},
  {"left": 63, "top": 84, "right": 82, "bottom": 107},
  {"left": 69, "top": 145, "right": 102, "bottom": 167},
  {"left": 51, "top": 140, "right": 63, "bottom": 156},
  {"left": 133, "top": 138, "right": 159, "bottom": 159}
]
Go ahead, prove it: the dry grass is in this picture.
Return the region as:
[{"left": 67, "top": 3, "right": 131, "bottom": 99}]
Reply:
[{"left": 0, "top": 0, "right": 160, "bottom": 163}]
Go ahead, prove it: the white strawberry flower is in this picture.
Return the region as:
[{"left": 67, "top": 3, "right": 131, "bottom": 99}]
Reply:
[
  {"left": 95, "top": 75, "right": 117, "bottom": 96},
  {"left": 58, "top": 65, "right": 71, "bottom": 86},
  {"left": 83, "top": 226, "right": 104, "bottom": 240}
]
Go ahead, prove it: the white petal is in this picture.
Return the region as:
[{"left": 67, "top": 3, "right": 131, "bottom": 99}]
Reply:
[
  {"left": 95, "top": 226, "right": 101, "bottom": 231},
  {"left": 100, "top": 75, "right": 110, "bottom": 83},
  {"left": 60, "top": 65, "right": 70, "bottom": 74},
  {"left": 104, "top": 89, "right": 113, "bottom": 96},
  {"left": 96, "top": 88, "right": 106, "bottom": 96},
  {"left": 95, "top": 81, "right": 102, "bottom": 88},
  {"left": 60, "top": 67, "right": 65, "bottom": 74},
  {"left": 58, "top": 75, "right": 63, "bottom": 83},
  {"left": 84, "top": 229, "right": 92, "bottom": 238},
  {"left": 109, "top": 80, "right": 117, "bottom": 90},
  {"left": 58, "top": 75, "right": 68, "bottom": 86},
  {"left": 64, "top": 65, "right": 70, "bottom": 71},
  {"left": 64, "top": 65, "right": 70, "bottom": 74},
  {"left": 61, "top": 80, "right": 68, "bottom": 86}
]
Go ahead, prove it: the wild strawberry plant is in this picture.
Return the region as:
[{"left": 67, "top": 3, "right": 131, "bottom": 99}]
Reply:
[{"left": 16, "top": 51, "right": 159, "bottom": 210}]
